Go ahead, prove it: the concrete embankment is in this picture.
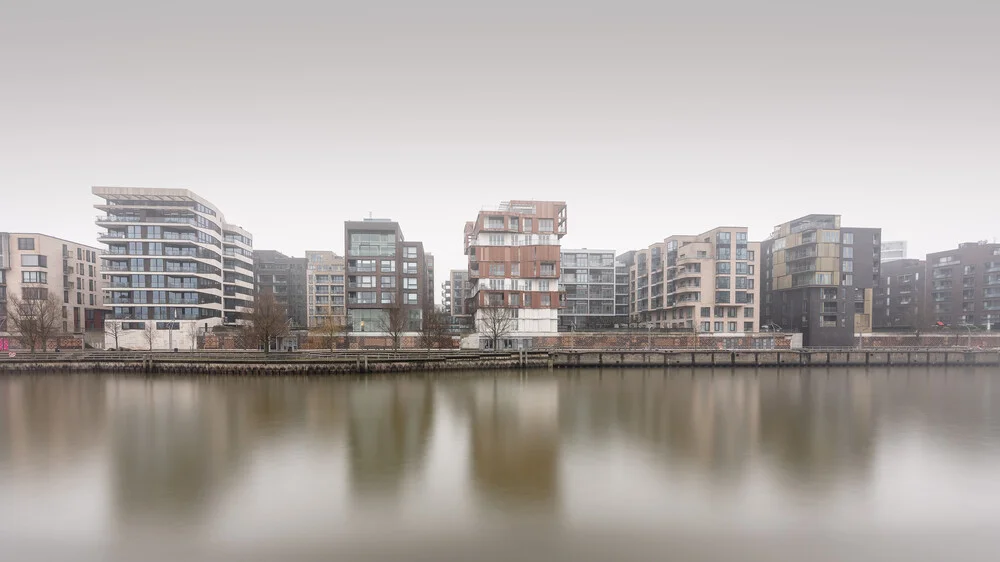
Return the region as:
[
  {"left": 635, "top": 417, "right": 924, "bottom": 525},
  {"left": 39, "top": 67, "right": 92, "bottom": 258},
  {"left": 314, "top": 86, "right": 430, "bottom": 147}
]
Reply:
[{"left": 1, "top": 349, "right": 998, "bottom": 375}]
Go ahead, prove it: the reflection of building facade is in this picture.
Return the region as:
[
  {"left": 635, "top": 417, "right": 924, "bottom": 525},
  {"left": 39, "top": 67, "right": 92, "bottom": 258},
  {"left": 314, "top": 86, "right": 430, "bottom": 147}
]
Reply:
[
  {"left": 305, "top": 250, "right": 346, "bottom": 328},
  {"left": 468, "top": 380, "right": 560, "bottom": 508},
  {"left": 346, "top": 382, "right": 434, "bottom": 497}
]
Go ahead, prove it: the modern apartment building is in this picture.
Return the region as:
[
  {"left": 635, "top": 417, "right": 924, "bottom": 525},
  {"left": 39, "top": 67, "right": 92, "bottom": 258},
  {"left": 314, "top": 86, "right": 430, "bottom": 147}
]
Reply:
[
  {"left": 443, "top": 269, "right": 474, "bottom": 331},
  {"left": 925, "top": 241, "right": 1000, "bottom": 330},
  {"left": 305, "top": 250, "right": 346, "bottom": 328},
  {"left": 0, "top": 232, "right": 108, "bottom": 346},
  {"left": 664, "top": 227, "right": 761, "bottom": 333},
  {"left": 424, "top": 253, "right": 435, "bottom": 308},
  {"left": 614, "top": 251, "right": 634, "bottom": 324},
  {"left": 253, "top": 250, "right": 308, "bottom": 329},
  {"left": 881, "top": 241, "right": 908, "bottom": 263},
  {"left": 465, "top": 201, "right": 568, "bottom": 343},
  {"left": 559, "top": 249, "right": 616, "bottom": 331},
  {"left": 761, "top": 214, "right": 881, "bottom": 347},
  {"left": 873, "top": 258, "right": 925, "bottom": 330},
  {"left": 623, "top": 227, "right": 761, "bottom": 333},
  {"left": 344, "top": 219, "right": 427, "bottom": 333},
  {"left": 93, "top": 187, "right": 253, "bottom": 349}
]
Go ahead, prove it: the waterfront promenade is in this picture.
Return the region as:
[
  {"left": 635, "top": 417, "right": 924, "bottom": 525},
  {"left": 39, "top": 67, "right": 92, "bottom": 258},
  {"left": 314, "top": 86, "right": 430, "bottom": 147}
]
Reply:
[{"left": 1, "top": 348, "right": 998, "bottom": 374}]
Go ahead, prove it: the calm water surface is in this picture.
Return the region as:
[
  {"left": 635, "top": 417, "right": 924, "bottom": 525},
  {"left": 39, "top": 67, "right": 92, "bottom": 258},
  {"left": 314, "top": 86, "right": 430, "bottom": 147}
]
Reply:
[{"left": 2, "top": 367, "right": 1000, "bottom": 561}]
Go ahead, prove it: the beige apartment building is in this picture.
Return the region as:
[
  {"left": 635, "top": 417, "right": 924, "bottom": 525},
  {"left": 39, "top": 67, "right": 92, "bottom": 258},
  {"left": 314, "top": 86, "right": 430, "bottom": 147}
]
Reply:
[
  {"left": 306, "top": 250, "right": 346, "bottom": 328},
  {"left": 1, "top": 232, "right": 108, "bottom": 348},
  {"left": 630, "top": 226, "right": 761, "bottom": 334}
]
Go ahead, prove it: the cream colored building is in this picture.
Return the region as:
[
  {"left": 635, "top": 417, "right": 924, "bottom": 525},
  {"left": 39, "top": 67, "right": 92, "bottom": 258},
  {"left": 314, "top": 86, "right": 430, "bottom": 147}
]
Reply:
[
  {"left": 629, "top": 226, "right": 761, "bottom": 333},
  {"left": 1, "top": 232, "right": 108, "bottom": 346},
  {"left": 306, "top": 250, "right": 346, "bottom": 328}
]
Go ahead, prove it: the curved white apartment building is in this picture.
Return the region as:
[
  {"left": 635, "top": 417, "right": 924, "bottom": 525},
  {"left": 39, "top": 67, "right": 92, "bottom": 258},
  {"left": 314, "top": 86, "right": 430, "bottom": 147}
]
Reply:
[{"left": 94, "top": 187, "right": 253, "bottom": 349}]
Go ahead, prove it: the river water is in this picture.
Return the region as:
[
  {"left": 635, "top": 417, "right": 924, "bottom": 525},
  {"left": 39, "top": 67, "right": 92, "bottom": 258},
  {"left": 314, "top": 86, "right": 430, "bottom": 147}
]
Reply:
[{"left": 2, "top": 367, "right": 1000, "bottom": 561}]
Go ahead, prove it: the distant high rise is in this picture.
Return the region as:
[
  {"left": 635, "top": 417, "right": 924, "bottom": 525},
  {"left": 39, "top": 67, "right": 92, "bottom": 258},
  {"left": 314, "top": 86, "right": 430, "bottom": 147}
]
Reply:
[
  {"left": 253, "top": 250, "right": 308, "bottom": 329},
  {"left": 925, "top": 241, "right": 1000, "bottom": 330},
  {"left": 761, "top": 214, "right": 881, "bottom": 347},
  {"left": 881, "top": 241, "right": 907, "bottom": 263},
  {"left": 873, "top": 258, "right": 925, "bottom": 330},
  {"left": 93, "top": 187, "right": 252, "bottom": 349},
  {"left": 306, "top": 251, "right": 346, "bottom": 328},
  {"left": 465, "top": 201, "right": 568, "bottom": 347}
]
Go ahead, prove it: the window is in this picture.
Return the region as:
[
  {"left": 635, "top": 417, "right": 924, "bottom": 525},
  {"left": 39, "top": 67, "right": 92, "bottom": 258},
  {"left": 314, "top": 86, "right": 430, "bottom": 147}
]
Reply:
[
  {"left": 17, "top": 237, "right": 35, "bottom": 250},
  {"left": 20, "top": 255, "right": 47, "bottom": 267},
  {"left": 148, "top": 226, "right": 162, "bottom": 239},
  {"left": 524, "top": 293, "right": 531, "bottom": 306},
  {"left": 486, "top": 216, "right": 505, "bottom": 229},
  {"left": 148, "top": 243, "right": 163, "bottom": 255},
  {"left": 488, "top": 234, "right": 505, "bottom": 246},
  {"left": 509, "top": 217, "right": 520, "bottom": 231},
  {"left": 736, "top": 232, "right": 747, "bottom": 243},
  {"left": 843, "top": 246, "right": 854, "bottom": 259},
  {"left": 700, "top": 321, "right": 711, "bottom": 332},
  {"left": 744, "top": 322, "right": 754, "bottom": 332},
  {"left": 716, "top": 262, "right": 731, "bottom": 274},
  {"left": 22, "top": 271, "right": 47, "bottom": 284},
  {"left": 403, "top": 261, "right": 418, "bottom": 274},
  {"left": 541, "top": 294, "right": 551, "bottom": 306},
  {"left": 735, "top": 248, "right": 748, "bottom": 260},
  {"left": 735, "top": 277, "right": 747, "bottom": 289},
  {"left": 539, "top": 280, "right": 550, "bottom": 291},
  {"left": 716, "top": 291, "right": 730, "bottom": 303},
  {"left": 727, "top": 307, "right": 738, "bottom": 318},
  {"left": 404, "top": 277, "right": 418, "bottom": 289},
  {"left": 842, "top": 260, "right": 853, "bottom": 272},
  {"left": 701, "top": 307, "right": 711, "bottom": 318},
  {"left": 714, "top": 306, "right": 724, "bottom": 318},
  {"left": 349, "top": 232, "right": 397, "bottom": 257},
  {"left": 714, "top": 321, "right": 723, "bottom": 332},
  {"left": 540, "top": 263, "right": 556, "bottom": 276},
  {"left": 404, "top": 292, "right": 418, "bottom": 304},
  {"left": 728, "top": 321, "right": 737, "bottom": 332},
  {"left": 735, "top": 262, "right": 747, "bottom": 274},
  {"left": 404, "top": 246, "right": 417, "bottom": 259},
  {"left": 381, "top": 293, "right": 395, "bottom": 304},
  {"left": 511, "top": 263, "right": 520, "bottom": 277},
  {"left": 716, "top": 231, "right": 731, "bottom": 243},
  {"left": 509, "top": 293, "right": 521, "bottom": 307},
  {"left": 822, "top": 231, "right": 839, "bottom": 243},
  {"left": 539, "top": 219, "right": 554, "bottom": 232},
  {"left": 843, "top": 274, "right": 853, "bottom": 286},
  {"left": 381, "top": 276, "right": 396, "bottom": 288},
  {"left": 716, "top": 276, "right": 730, "bottom": 289},
  {"left": 21, "top": 287, "right": 48, "bottom": 300},
  {"left": 523, "top": 218, "right": 532, "bottom": 231},
  {"left": 843, "top": 232, "right": 854, "bottom": 245},
  {"left": 717, "top": 247, "right": 731, "bottom": 260},
  {"left": 490, "top": 263, "right": 505, "bottom": 276},
  {"left": 744, "top": 307, "right": 755, "bottom": 318}
]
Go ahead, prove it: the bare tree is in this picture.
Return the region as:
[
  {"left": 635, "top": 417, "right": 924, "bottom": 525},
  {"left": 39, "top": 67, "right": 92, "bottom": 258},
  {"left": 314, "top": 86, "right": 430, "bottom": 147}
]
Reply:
[
  {"left": 478, "top": 304, "right": 516, "bottom": 350},
  {"left": 183, "top": 322, "right": 200, "bottom": 351},
  {"left": 7, "top": 294, "right": 63, "bottom": 352},
  {"left": 244, "top": 291, "right": 289, "bottom": 353},
  {"left": 419, "top": 306, "right": 450, "bottom": 349},
  {"left": 377, "top": 306, "right": 407, "bottom": 350},
  {"left": 105, "top": 319, "right": 123, "bottom": 350},
  {"left": 142, "top": 321, "right": 156, "bottom": 350},
  {"left": 313, "top": 316, "right": 347, "bottom": 351}
]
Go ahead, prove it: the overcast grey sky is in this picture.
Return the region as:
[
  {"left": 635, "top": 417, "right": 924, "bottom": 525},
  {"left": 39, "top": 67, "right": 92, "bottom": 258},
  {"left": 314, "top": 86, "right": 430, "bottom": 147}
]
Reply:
[{"left": 2, "top": 0, "right": 998, "bottom": 296}]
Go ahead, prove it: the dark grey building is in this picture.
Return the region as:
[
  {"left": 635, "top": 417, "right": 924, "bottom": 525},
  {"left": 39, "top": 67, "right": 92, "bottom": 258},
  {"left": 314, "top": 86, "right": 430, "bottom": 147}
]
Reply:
[
  {"left": 926, "top": 241, "right": 1000, "bottom": 330},
  {"left": 253, "top": 250, "right": 308, "bottom": 329},
  {"left": 761, "top": 214, "right": 881, "bottom": 347},
  {"left": 873, "top": 259, "right": 925, "bottom": 330}
]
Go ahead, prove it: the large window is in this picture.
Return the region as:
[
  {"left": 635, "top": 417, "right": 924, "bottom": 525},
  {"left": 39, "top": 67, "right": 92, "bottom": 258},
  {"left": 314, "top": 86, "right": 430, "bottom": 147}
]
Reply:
[
  {"left": 538, "top": 219, "right": 554, "bottom": 232},
  {"left": 404, "top": 277, "right": 418, "bottom": 290},
  {"left": 381, "top": 276, "right": 397, "bottom": 288},
  {"left": 403, "top": 261, "right": 418, "bottom": 275},
  {"left": 716, "top": 262, "right": 731, "bottom": 274},
  {"left": 490, "top": 263, "right": 505, "bottom": 276},
  {"left": 716, "top": 276, "right": 730, "bottom": 289},
  {"left": 404, "top": 246, "right": 418, "bottom": 259},
  {"left": 715, "top": 291, "right": 730, "bottom": 303},
  {"left": 21, "top": 271, "right": 47, "bottom": 284},
  {"left": 380, "top": 260, "right": 396, "bottom": 273},
  {"left": 540, "top": 263, "right": 556, "bottom": 276},
  {"left": 404, "top": 292, "right": 418, "bottom": 304},
  {"left": 20, "top": 255, "right": 47, "bottom": 267},
  {"left": 17, "top": 237, "right": 34, "bottom": 250},
  {"left": 349, "top": 232, "right": 397, "bottom": 257}
]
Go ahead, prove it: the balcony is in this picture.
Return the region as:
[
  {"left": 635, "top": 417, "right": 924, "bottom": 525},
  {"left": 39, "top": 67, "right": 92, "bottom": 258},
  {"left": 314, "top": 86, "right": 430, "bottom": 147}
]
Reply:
[{"left": 96, "top": 215, "right": 142, "bottom": 223}]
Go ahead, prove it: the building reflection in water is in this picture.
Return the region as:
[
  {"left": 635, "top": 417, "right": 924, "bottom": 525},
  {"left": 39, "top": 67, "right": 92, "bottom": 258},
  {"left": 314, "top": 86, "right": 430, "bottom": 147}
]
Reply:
[
  {"left": 466, "top": 377, "right": 561, "bottom": 511},
  {"left": 346, "top": 380, "right": 434, "bottom": 500}
]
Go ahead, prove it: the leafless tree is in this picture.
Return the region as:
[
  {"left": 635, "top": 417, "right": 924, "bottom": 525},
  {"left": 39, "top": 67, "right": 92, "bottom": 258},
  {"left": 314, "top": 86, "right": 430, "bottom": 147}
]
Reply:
[
  {"left": 478, "top": 304, "right": 516, "bottom": 350},
  {"left": 244, "top": 290, "right": 289, "bottom": 353},
  {"left": 313, "top": 316, "right": 347, "bottom": 351},
  {"left": 377, "top": 306, "right": 407, "bottom": 350},
  {"left": 105, "top": 319, "right": 123, "bottom": 350},
  {"left": 142, "top": 321, "right": 156, "bottom": 350},
  {"left": 183, "top": 322, "right": 200, "bottom": 351},
  {"left": 419, "top": 306, "right": 450, "bottom": 349},
  {"left": 6, "top": 294, "right": 63, "bottom": 352}
]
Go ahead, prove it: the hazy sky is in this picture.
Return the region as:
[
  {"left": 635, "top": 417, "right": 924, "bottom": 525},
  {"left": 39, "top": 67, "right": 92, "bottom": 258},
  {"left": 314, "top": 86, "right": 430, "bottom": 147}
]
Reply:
[{"left": 2, "top": 0, "right": 998, "bottom": 297}]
